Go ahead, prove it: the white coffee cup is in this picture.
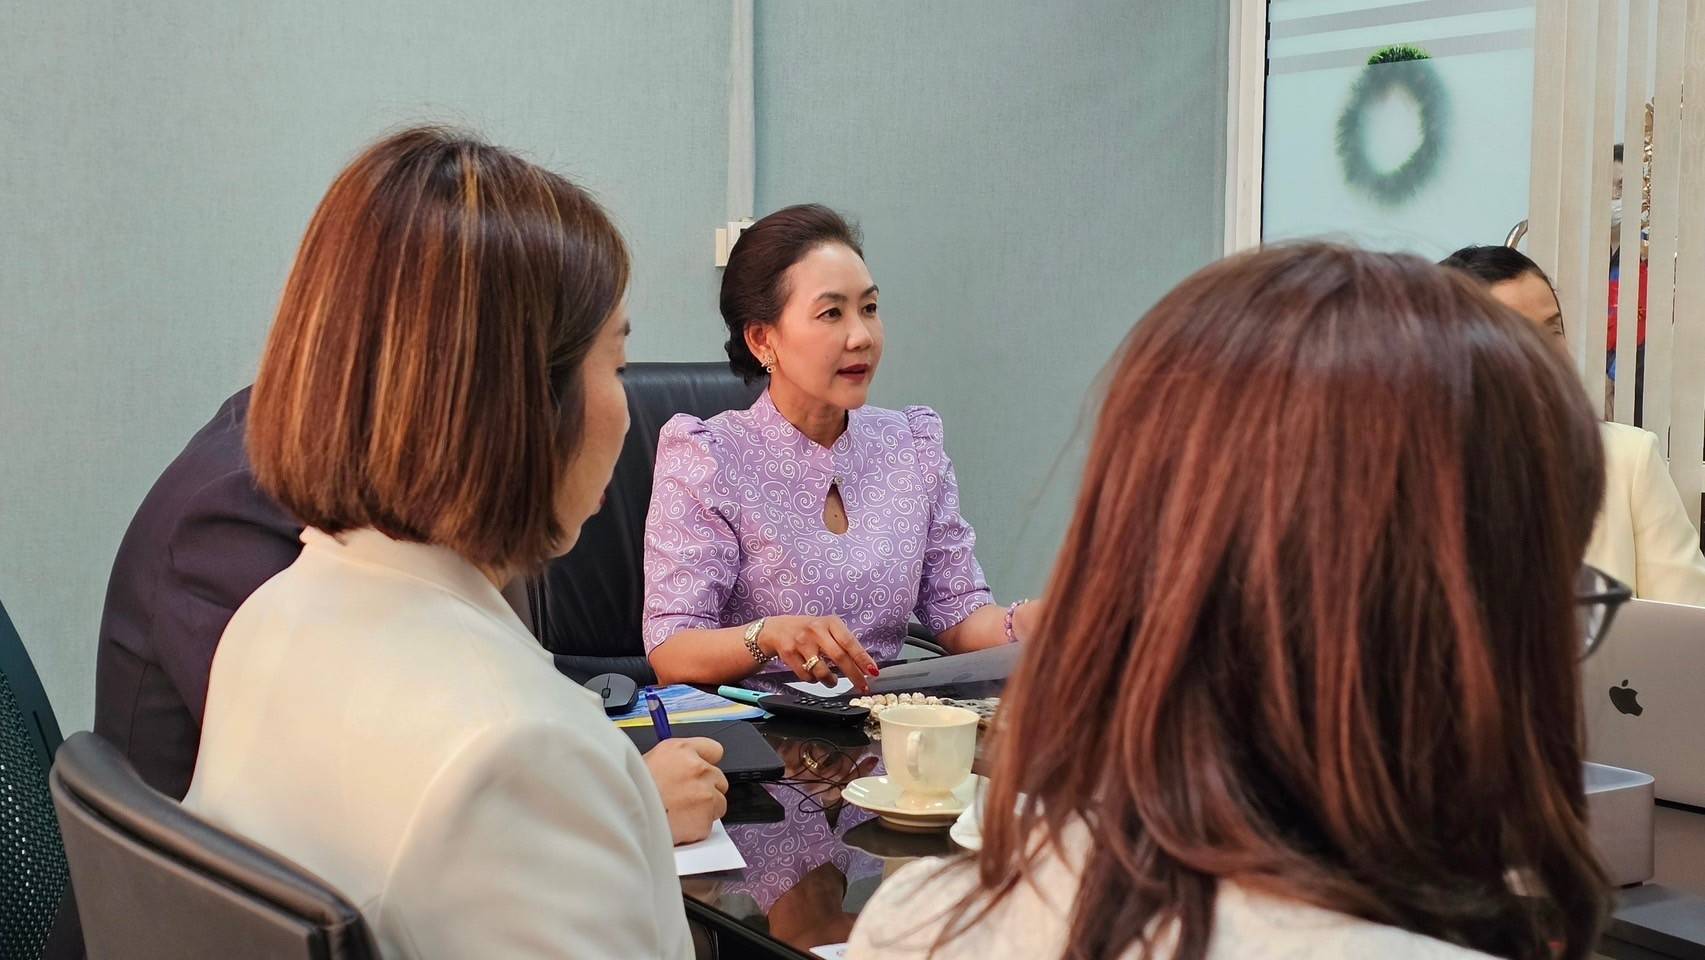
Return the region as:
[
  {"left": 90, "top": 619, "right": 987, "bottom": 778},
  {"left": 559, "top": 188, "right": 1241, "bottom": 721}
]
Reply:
[{"left": 879, "top": 704, "right": 978, "bottom": 802}]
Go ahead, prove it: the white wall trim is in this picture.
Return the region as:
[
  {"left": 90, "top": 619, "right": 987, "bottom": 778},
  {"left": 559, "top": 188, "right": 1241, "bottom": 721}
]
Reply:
[
  {"left": 725, "top": 0, "right": 755, "bottom": 222},
  {"left": 1224, "top": 0, "right": 1267, "bottom": 254}
]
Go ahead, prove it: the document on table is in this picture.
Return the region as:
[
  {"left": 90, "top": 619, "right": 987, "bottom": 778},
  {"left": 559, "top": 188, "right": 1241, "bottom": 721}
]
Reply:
[
  {"left": 786, "top": 642, "right": 1022, "bottom": 696},
  {"left": 867, "top": 642, "right": 1020, "bottom": 693},
  {"left": 673, "top": 820, "right": 746, "bottom": 876},
  {"left": 787, "top": 678, "right": 855, "bottom": 697},
  {"left": 609, "top": 684, "right": 765, "bottom": 728}
]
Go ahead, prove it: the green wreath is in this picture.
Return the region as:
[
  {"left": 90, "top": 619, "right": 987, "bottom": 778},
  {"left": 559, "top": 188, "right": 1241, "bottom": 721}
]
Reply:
[{"left": 1335, "top": 45, "right": 1449, "bottom": 206}]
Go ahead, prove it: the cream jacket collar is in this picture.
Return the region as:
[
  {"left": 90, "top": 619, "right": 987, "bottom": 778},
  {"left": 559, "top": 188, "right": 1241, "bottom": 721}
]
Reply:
[{"left": 299, "top": 527, "right": 534, "bottom": 643}]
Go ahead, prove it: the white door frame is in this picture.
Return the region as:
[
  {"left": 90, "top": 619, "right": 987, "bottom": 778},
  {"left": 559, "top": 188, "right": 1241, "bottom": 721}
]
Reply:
[{"left": 1225, "top": 0, "right": 1268, "bottom": 254}]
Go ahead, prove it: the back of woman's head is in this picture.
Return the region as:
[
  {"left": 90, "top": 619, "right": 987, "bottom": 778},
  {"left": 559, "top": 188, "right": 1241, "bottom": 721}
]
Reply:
[
  {"left": 248, "top": 126, "right": 628, "bottom": 573},
  {"left": 972, "top": 243, "right": 1608, "bottom": 960}
]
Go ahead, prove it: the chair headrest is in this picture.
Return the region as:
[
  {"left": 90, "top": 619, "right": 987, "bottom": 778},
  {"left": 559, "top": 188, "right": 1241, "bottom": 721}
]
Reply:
[{"left": 622, "top": 361, "right": 760, "bottom": 439}]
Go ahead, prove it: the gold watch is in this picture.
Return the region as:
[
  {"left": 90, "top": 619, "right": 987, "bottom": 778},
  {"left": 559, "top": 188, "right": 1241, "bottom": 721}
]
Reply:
[{"left": 743, "top": 617, "right": 773, "bottom": 664}]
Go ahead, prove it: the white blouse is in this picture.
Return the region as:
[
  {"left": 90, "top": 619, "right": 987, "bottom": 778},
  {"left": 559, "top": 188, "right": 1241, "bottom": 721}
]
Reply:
[
  {"left": 847, "top": 820, "right": 1493, "bottom": 960},
  {"left": 183, "top": 528, "right": 691, "bottom": 958}
]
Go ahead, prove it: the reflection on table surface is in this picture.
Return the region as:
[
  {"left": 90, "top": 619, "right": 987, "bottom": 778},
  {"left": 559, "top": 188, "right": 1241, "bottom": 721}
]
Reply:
[
  {"left": 682, "top": 680, "right": 999, "bottom": 957},
  {"left": 687, "top": 681, "right": 1705, "bottom": 959}
]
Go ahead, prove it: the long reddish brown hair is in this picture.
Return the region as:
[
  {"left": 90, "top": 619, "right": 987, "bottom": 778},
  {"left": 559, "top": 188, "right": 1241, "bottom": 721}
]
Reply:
[{"left": 952, "top": 244, "right": 1608, "bottom": 958}]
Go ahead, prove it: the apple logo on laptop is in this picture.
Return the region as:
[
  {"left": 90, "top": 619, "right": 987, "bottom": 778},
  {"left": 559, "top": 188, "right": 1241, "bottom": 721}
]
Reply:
[{"left": 1608, "top": 680, "right": 1644, "bottom": 717}]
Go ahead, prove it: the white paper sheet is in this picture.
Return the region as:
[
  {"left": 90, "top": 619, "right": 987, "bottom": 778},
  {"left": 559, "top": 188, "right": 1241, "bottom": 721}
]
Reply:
[
  {"left": 810, "top": 946, "right": 848, "bottom": 959},
  {"left": 786, "top": 677, "right": 855, "bottom": 697},
  {"left": 673, "top": 820, "right": 746, "bottom": 876}
]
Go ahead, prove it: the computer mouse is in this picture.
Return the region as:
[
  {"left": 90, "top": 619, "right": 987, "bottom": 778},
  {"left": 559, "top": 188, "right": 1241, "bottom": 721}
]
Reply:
[{"left": 585, "top": 672, "right": 638, "bottom": 714}]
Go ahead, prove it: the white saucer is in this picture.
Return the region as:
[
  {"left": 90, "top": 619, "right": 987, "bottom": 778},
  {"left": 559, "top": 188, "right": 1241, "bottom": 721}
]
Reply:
[
  {"left": 845, "top": 774, "right": 983, "bottom": 832},
  {"left": 948, "top": 804, "right": 982, "bottom": 850}
]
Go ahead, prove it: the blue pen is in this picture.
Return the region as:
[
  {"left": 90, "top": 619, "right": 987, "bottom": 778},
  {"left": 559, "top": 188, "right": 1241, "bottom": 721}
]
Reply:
[{"left": 644, "top": 688, "right": 673, "bottom": 740}]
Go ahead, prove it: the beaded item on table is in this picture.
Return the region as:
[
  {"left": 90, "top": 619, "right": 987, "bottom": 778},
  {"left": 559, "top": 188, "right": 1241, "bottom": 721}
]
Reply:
[{"left": 848, "top": 693, "right": 1000, "bottom": 737}]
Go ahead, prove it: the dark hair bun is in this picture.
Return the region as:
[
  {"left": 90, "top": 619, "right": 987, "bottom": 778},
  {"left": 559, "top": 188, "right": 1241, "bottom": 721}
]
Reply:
[{"left": 720, "top": 204, "right": 864, "bottom": 382}]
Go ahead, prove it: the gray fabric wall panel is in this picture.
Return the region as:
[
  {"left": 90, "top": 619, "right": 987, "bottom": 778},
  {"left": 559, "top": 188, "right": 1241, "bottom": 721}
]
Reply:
[
  {"left": 2, "top": 1, "right": 1226, "bottom": 728},
  {"left": 1, "top": 1, "right": 731, "bottom": 728},
  {"left": 754, "top": 0, "right": 1228, "bottom": 597}
]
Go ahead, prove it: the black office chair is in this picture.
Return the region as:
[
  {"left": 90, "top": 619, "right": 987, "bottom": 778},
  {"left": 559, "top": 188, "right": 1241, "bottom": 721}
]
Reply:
[
  {"left": 0, "top": 598, "right": 72, "bottom": 960},
  {"left": 536, "top": 362, "right": 764, "bottom": 683},
  {"left": 49, "top": 732, "right": 378, "bottom": 960}
]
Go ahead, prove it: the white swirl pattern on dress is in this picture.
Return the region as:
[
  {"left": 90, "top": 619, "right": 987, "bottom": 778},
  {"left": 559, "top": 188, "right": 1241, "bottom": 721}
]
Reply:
[{"left": 642, "top": 391, "right": 992, "bottom": 669}]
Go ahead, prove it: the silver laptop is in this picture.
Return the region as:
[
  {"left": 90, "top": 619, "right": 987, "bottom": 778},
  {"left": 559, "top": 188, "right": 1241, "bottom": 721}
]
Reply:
[{"left": 1582, "top": 597, "right": 1705, "bottom": 807}]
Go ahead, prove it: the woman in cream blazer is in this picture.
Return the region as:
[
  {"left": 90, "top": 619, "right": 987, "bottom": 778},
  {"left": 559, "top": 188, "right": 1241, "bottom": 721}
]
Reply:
[
  {"left": 1444, "top": 244, "right": 1705, "bottom": 605},
  {"left": 181, "top": 128, "right": 696, "bottom": 957},
  {"left": 188, "top": 529, "right": 687, "bottom": 956}
]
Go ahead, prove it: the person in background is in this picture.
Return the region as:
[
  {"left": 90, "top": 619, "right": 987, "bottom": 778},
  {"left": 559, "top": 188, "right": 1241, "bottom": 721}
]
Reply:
[
  {"left": 1443, "top": 244, "right": 1705, "bottom": 605},
  {"left": 94, "top": 388, "right": 301, "bottom": 803},
  {"left": 93, "top": 386, "right": 727, "bottom": 847},
  {"left": 642, "top": 204, "right": 1040, "bottom": 690},
  {"left": 182, "top": 127, "right": 698, "bottom": 957},
  {"left": 849, "top": 244, "right": 1611, "bottom": 959}
]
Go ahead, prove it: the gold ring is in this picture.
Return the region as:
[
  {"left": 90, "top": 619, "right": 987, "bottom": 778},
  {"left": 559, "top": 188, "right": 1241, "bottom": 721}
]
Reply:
[{"left": 801, "top": 655, "right": 822, "bottom": 671}]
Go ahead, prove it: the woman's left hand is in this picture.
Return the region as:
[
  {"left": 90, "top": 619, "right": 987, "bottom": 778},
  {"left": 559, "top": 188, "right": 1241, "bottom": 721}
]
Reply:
[
  {"left": 936, "top": 595, "right": 1046, "bottom": 653},
  {"left": 1012, "top": 598, "right": 1044, "bottom": 642}
]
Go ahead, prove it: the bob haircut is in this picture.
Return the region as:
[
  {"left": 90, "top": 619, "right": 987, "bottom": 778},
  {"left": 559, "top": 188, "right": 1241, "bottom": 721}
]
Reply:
[{"left": 248, "top": 126, "right": 629, "bottom": 573}]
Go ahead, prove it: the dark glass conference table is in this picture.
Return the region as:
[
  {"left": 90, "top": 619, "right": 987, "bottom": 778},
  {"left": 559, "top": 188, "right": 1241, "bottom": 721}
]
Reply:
[
  {"left": 679, "top": 676, "right": 1003, "bottom": 960},
  {"left": 674, "top": 672, "right": 1705, "bottom": 960}
]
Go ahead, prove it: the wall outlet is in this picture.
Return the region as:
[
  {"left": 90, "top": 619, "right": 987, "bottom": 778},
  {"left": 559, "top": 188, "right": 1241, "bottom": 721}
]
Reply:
[{"left": 715, "top": 219, "right": 755, "bottom": 267}]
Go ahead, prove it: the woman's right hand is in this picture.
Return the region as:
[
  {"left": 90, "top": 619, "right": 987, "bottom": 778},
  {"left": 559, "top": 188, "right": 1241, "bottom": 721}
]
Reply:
[
  {"left": 757, "top": 615, "right": 879, "bottom": 692},
  {"left": 642, "top": 737, "right": 730, "bottom": 846}
]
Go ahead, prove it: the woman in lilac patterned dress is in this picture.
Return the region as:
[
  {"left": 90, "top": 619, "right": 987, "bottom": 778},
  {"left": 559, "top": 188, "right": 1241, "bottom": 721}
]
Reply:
[{"left": 643, "top": 205, "right": 1041, "bottom": 690}]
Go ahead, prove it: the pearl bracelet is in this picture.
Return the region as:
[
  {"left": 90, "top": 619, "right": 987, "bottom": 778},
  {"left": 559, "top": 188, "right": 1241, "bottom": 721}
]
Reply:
[{"left": 1004, "top": 599, "right": 1032, "bottom": 644}]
